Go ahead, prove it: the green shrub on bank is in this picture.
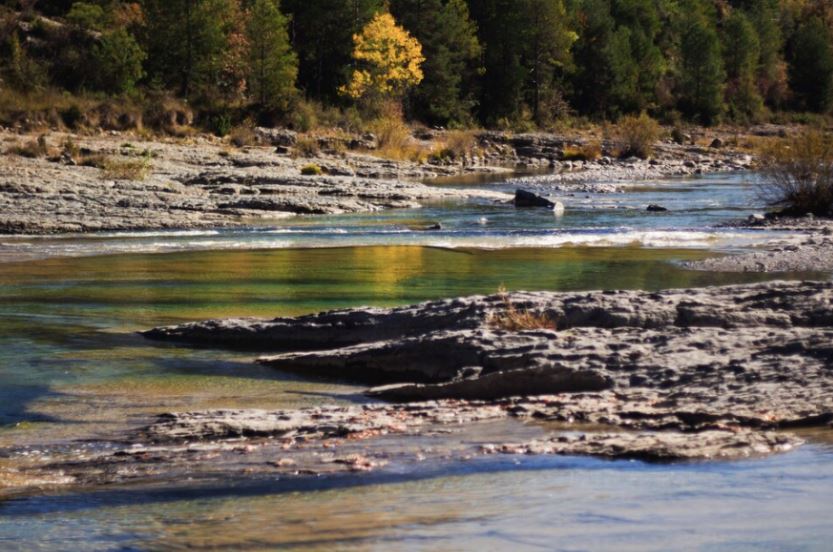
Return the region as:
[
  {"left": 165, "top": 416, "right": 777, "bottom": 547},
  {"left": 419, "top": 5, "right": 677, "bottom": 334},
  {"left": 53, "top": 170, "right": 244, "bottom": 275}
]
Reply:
[{"left": 300, "top": 163, "right": 323, "bottom": 175}]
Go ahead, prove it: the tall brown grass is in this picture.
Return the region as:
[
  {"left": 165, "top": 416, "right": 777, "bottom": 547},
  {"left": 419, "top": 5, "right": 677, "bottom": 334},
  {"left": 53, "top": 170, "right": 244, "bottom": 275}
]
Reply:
[
  {"left": 100, "top": 154, "right": 152, "bottom": 181},
  {"left": 759, "top": 129, "right": 833, "bottom": 217},
  {"left": 611, "top": 113, "right": 662, "bottom": 159},
  {"left": 486, "top": 286, "right": 558, "bottom": 331},
  {"left": 562, "top": 140, "right": 602, "bottom": 161}
]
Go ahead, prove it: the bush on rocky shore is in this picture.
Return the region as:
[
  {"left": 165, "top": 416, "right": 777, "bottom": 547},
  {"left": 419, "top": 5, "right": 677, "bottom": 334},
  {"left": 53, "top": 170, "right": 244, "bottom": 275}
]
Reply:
[
  {"left": 760, "top": 129, "right": 833, "bottom": 217},
  {"left": 611, "top": 113, "right": 662, "bottom": 159}
]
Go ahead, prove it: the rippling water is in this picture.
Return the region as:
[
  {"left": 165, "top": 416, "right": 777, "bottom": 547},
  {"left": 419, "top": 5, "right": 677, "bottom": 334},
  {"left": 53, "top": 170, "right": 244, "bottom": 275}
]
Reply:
[
  {"left": 0, "top": 173, "right": 795, "bottom": 260},
  {"left": 1, "top": 172, "right": 831, "bottom": 550}
]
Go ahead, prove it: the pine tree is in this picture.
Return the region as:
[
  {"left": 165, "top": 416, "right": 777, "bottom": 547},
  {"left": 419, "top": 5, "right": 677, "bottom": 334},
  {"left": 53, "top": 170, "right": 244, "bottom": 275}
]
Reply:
[
  {"left": 467, "top": 0, "right": 526, "bottom": 125},
  {"left": 520, "top": 0, "right": 576, "bottom": 125},
  {"left": 390, "top": 0, "right": 481, "bottom": 126},
  {"left": 282, "top": 0, "right": 384, "bottom": 102},
  {"left": 143, "top": 0, "right": 245, "bottom": 100},
  {"left": 723, "top": 10, "right": 763, "bottom": 120},
  {"left": 570, "top": 0, "right": 615, "bottom": 117},
  {"left": 747, "top": 0, "right": 786, "bottom": 106},
  {"left": 245, "top": 0, "right": 298, "bottom": 110},
  {"left": 788, "top": 16, "right": 833, "bottom": 113},
  {"left": 610, "top": 0, "right": 664, "bottom": 113},
  {"left": 93, "top": 28, "right": 147, "bottom": 94},
  {"left": 679, "top": 12, "right": 725, "bottom": 124}
]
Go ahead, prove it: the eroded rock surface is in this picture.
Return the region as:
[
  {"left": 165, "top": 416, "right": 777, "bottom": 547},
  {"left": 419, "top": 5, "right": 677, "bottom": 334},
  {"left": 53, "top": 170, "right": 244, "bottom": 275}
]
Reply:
[
  {"left": 0, "top": 401, "right": 805, "bottom": 498},
  {"left": 145, "top": 281, "right": 833, "bottom": 428},
  {"left": 0, "top": 132, "right": 508, "bottom": 235},
  {"left": 685, "top": 217, "right": 833, "bottom": 274}
]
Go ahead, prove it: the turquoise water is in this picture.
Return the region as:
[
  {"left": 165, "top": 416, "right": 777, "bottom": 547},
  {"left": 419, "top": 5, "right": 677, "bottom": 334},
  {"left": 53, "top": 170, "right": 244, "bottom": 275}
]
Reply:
[{"left": 0, "top": 172, "right": 831, "bottom": 550}]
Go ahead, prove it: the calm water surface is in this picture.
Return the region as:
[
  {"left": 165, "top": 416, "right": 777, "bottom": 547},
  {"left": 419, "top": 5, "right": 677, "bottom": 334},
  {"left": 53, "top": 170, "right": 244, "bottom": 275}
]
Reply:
[{"left": 1, "top": 172, "right": 831, "bottom": 550}]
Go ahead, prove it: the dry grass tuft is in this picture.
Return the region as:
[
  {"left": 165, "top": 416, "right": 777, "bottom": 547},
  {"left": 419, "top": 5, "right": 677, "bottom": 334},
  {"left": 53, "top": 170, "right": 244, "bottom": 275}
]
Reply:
[
  {"left": 6, "top": 134, "right": 50, "bottom": 158},
  {"left": 99, "top": 154, "right": 152, "bottom": 181},
  {"left": 758, "top": 128, "right": 833, "bottom": 217},
  {"left": 562, "top": 140, "right": 602, "bottom": 162},
  {"left": 611, "top": 113, "right": 662, "bottom": 159},
  {"left": 229, "top": 126, "right": 257, "bottom": 148},
  {"left": 294, "top": 134, "right": 321, "bottom": 158},
  {"left": 486, "top": 286, "right": 558, "bottom": 331}
]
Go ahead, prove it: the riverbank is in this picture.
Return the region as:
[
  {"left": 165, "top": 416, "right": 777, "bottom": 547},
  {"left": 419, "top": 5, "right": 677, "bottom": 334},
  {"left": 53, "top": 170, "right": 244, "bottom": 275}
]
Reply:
[
  {"left": 0, "top": 127, "right": 757, "bottom": 235},
  {"left": 685, "top": 216, "right": 833, "bottom": 273}
]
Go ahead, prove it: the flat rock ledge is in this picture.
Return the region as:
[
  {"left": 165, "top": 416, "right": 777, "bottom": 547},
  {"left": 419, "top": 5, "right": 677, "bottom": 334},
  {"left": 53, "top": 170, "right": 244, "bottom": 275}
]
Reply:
[
  {"left": 0, "top": 401, "right": 803, "bottom": 498},
  {"left": 685, "top": 217, "right": 833, "bottom": 274},
  {"left": 144, "top": 281, "right": 833, "bottom": 423}
]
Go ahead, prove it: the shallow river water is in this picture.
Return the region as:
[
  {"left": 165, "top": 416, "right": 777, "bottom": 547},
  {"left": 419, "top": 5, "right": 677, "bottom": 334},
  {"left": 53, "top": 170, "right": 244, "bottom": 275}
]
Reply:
[{"left": 1, "top": 172, "right": 832, "bottom": 550}]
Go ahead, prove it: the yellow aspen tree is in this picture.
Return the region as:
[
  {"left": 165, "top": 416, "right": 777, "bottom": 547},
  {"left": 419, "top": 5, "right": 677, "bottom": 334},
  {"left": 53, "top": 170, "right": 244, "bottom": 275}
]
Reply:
[{"left": 341, "top": 12, "right": 425, "bottom": 102}]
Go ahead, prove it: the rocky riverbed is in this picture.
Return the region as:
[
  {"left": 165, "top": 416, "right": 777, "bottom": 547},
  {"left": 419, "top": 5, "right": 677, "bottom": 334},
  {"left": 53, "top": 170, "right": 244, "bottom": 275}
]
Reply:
[
  {"left": 0, "top": 128, "right": 756, "bottom": 235},
  {"left": 685, "top": 216, "right": 833, "bottom": 273},
  {"left": 2, "top": 281, "right": 829, "bottom": 498}
]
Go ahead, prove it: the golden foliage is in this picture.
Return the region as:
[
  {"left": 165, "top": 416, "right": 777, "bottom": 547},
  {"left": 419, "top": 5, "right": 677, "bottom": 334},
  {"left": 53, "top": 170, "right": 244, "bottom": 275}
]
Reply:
[{"left": 341, "top": 12, "right": 425, "bottom": 100}]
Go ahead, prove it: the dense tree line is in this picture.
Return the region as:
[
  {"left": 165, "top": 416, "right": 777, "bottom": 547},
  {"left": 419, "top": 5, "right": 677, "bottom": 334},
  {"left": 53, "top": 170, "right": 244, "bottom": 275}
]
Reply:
[{"left": 2, "top": 0, "right": 833, "bottom": 129}]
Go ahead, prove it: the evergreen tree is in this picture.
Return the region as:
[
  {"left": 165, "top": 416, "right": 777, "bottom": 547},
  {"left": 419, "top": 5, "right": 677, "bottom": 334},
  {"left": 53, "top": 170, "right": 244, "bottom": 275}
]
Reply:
[
  {"left": 143, "top": 0, "right": 246, "bottom": 100},
  {"left": 610, "top": 0, "right": 664, "bottom": 112},
  {"left": 467, "top": 0, "right": 526, "bottom": 125},
  {"left": 788, "top": 16, "right": 833, "bottom": 113},
  {"left": 282, "top": 0, "right": 384, "bottom": 102},
  {"left": 571, "top": 0, "right": 618, "bottom": 117},
  {"left": 723, "top": 10, "right": 764, "bottom": 120},
  {"left": 678, "top": 12, "right": 725, "bottom": 124},
  {"left": 245, "top": 0, "right": 298, "bottom": 110},
  {"left": 93, "top": 28, "right": 146, "bottom": 94},
  {"left": 390, "top": 0, "right": 481, "bottom": 126},
  {"left": 746, "top": 0, "right": 786, "bottom": 106},
  {"left": 520, "top": 0, "right": 576, "bottom": 125}
]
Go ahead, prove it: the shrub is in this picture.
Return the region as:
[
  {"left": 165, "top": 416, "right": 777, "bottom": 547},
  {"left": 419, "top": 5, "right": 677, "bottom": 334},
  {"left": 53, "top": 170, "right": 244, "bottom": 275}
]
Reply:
[
  {"left": 612, "top": 113, "right": 662, "bottom": 159},
  {"left": 294, "top": 135, "right": 320, "bottom": 157},
  {"left": 229, "top": 126, "right": 257, "bottom": 148},
  {"left": 62, "top": 136, "right": 80, "bottom": 158},
  {"left": 6, "top": 135, "right": 49, "bottom": 158},
  {"left": 367, "top": 102, "right": 430, "bottom": 162},
  {"left": 562, "top": 141, "right": 602, "bottom": 162},
  {"left": 60, "top": 105, "right": 83, "bottom": 129},
  {"left": 300, "top": 163, "right": 323, "bottom": 175},
  {"left": 758, "top": 129, "right": 833, "bottom": 217},
  {"left": 92, "top": 28, "right": 147, "bottom": 94},
  {"left": 100, "top": 154, "right": 152, "bottom": 181},
  {"left": 439, "top": 129, "right": 478, "bottom": 160},
  {"left": 486, "top": 286, "right": 558, "bottom": 331}
]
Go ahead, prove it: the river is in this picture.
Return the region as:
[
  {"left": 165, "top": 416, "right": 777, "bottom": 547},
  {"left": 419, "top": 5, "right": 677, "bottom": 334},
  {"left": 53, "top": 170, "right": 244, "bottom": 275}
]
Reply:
[{"left": 1, "top": 171, "right": 831, "bottom": 550}]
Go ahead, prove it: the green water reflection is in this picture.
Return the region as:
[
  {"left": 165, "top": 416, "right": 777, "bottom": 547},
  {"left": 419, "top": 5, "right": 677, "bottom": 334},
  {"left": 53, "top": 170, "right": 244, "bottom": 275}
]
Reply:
[{"left": 0, "top": 245, "right": 800, "bottom": 328}]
